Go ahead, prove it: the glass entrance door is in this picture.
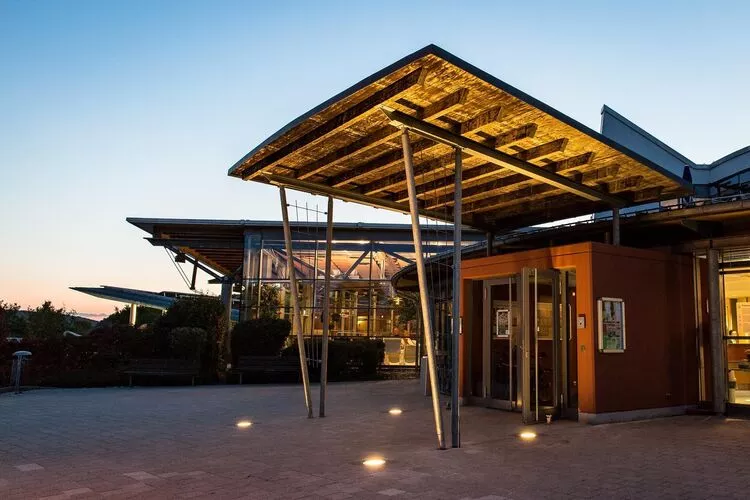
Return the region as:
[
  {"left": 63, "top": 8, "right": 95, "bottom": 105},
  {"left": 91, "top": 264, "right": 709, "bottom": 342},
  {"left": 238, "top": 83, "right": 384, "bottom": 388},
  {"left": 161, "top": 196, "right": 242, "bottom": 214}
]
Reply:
[
  {"left": 521, "top": 268, "right": 561, "bottom": 423},
  {"left": 483, "top": 277, "right": 520, "bottom": 410}
]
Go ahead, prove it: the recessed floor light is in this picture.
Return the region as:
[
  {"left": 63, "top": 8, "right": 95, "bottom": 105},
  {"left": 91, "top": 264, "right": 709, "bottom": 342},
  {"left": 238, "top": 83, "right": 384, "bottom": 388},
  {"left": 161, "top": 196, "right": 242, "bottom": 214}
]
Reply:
[
  {"left": 519, "top": 431, "right": 537, "bottom": 440},
  {"left": 388, "top": 408, "right": 403, "bottom": 415},
  {"left": 236, "top": 420, "right": 252, "bottom": 428},
  {"left": 362, "top": 457, "right": 386, "bottom": 468}
]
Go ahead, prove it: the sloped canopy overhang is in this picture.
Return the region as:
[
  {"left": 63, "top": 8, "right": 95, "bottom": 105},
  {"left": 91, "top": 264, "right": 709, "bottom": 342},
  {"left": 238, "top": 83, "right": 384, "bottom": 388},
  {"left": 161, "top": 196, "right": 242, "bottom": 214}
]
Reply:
[
  {"left": 229, "top": 45, "right": 692, "bottom": 232},
  {"left": 127, "top": 217, "right": 483, "bottom": 278}
]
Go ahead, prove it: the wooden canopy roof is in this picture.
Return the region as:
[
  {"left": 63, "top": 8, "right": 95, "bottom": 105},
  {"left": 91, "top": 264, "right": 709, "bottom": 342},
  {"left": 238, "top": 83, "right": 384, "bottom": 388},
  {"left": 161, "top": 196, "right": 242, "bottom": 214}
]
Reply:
[{"left": 229, "top": 45, "right": 691, "bottom": 231}]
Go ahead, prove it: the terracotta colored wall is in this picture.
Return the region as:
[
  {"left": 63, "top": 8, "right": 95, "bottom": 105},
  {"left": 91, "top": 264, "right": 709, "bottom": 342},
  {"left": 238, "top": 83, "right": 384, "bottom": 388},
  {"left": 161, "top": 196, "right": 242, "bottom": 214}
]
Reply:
[
  {"left": 460, "top": 243, "right": 597, "bottom": 412},
  {"left": 460, "top": 242, "right": 700, "bottom": 415},
  {"left": 590, "top": 245, "right": 699, "bottom": 413}
]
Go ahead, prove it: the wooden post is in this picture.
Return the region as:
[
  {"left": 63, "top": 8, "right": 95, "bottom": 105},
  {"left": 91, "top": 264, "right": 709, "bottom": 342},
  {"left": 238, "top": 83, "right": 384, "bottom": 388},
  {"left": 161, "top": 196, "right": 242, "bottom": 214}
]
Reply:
[
  {"left": 280, "top": 187, "right": 314, "bottom": 418},
  {"left": 401, "top": 128, "right": 446, "bottom": 450}
]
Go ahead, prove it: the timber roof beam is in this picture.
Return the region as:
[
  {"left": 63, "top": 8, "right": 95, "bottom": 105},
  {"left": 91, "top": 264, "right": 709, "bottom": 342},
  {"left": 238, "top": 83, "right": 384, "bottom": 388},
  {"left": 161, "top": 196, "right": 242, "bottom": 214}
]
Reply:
[{"left": 381, "top": 106, "right": 626, "bottom": 207}]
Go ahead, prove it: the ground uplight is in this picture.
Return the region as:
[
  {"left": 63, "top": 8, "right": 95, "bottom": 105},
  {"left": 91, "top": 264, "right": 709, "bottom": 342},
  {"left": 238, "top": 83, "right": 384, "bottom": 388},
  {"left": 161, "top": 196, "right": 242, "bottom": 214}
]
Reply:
[
  {"left": 236, "top": 420, "right": 253, "bottom": 428},
  {"left": 362, "top": 457, "right": 386, "bottom": 468},
  {"left": 388, "top": 408, "right": 403, "bottom": 415},
  {"left": 519, "top": 431, "right": 537, "bottom": 440}
]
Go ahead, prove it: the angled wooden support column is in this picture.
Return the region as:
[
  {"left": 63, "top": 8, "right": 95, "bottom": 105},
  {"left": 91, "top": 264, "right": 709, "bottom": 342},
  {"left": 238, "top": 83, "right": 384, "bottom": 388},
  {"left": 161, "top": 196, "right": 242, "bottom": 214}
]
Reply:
[
  {"left": 279, "top": 187, "right": 314, "bottom": 418},
  {"left": 451, "top": 147, "right": 462, "bottom": 448},
  {"left": 320, "top": 196, "right": 334, "bottom": 417},
  {"left": 401, "top": 128, "right": 446, "bottom": 450}
]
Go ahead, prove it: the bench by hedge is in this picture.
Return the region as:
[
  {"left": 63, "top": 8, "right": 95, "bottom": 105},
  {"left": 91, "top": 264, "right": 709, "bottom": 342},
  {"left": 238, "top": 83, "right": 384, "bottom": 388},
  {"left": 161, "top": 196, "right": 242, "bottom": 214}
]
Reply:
[
  {"left": 231, "top": 355, "right": 300, "bottom": 384},
  {"left": 122, "top": 359, "right": 200, "bottom": 387}
]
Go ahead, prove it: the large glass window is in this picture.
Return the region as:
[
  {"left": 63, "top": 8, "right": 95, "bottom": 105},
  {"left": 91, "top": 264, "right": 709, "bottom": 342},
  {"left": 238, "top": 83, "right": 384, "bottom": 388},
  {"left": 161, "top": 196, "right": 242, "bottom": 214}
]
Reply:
[
  {"left": 237, "top": 242, "right": 419, "bottom": 365},
  {"left": 721, "top": 248, "right": 750, "bottom": 406}
]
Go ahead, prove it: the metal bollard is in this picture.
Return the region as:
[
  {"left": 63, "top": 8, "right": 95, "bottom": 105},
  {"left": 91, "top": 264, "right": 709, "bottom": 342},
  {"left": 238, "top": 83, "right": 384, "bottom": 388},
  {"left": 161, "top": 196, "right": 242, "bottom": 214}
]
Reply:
[{"left": 11, "top": 351, "right": 32, "bottom": 394}]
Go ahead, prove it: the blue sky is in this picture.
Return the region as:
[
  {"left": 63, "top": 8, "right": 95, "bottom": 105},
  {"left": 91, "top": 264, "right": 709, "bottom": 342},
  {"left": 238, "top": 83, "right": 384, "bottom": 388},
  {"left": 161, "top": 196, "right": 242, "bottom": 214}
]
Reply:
[{"left": 1, "top": 0, "right": 748, "bottom": 317}]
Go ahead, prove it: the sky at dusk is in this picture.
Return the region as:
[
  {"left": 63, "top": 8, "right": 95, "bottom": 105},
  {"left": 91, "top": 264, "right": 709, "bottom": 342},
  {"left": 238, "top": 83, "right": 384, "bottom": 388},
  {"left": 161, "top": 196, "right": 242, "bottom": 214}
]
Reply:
[{"left": 1, "top": 0, "right": 748, "bottom": 319}]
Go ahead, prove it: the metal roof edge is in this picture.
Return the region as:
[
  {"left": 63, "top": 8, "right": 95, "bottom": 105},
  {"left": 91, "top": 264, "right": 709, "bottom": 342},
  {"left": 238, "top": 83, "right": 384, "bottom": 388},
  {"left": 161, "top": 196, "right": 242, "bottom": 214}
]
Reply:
[
  {"left": 600, "top": 105, "right": 697, "bottom": 168},
  {"left": 228, "top": 44, "right": 443, "bottom": 178}
]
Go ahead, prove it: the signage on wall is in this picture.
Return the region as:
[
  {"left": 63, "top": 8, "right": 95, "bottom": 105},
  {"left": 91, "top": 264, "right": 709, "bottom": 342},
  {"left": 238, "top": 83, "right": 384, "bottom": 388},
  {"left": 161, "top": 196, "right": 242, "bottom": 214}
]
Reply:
[{"left": 597, "top": 297, "right": 626, "bottom": 353}]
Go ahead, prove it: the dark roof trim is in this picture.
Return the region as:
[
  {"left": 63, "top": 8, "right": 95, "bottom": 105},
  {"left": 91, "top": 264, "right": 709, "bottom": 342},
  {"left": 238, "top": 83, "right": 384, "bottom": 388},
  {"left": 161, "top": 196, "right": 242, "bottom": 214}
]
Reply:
[{"left": 711, "top": 145, "right": 750, "bottom": 167}]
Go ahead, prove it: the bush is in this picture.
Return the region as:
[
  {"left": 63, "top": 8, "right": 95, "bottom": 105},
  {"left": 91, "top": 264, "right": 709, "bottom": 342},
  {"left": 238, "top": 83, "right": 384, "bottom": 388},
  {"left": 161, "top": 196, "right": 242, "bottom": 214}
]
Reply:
[
  {"left": 282, "top": 338, "right": 384, "bottom": 381},
  {"left": 231, "top": 319, "right": 291, "bottom": 361},
  {"left": 169, "top": 327, "right": 207, "bottom": 360},
  {"left": 154, "top": 296, "right": 227, "bottom": 375},
  {"left": 0, "top": 326, "right": 146, "bottom": 388}
]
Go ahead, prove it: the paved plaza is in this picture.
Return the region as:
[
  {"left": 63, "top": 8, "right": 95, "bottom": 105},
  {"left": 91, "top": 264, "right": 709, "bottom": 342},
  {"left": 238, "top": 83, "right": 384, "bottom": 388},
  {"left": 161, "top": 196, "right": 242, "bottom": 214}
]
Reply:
[{"left": 1, "top": 380, "right": 750, "bottom": 499}]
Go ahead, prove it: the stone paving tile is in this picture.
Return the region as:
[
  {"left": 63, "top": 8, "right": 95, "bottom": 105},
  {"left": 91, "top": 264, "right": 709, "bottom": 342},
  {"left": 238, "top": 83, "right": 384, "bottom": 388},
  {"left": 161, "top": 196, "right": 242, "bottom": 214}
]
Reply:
[{"left": 2, "top": 382, "right": 750, "bottom": 499}]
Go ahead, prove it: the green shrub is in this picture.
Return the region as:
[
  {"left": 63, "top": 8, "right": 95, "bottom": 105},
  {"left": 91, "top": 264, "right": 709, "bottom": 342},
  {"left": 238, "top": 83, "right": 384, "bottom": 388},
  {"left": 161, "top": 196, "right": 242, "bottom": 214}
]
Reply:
[
  {"left": 154, "top": 296, "right": 227, "bottom": 375},
  {"left": 282, "top": 337, "right": 384, "bottom": 381},
  {"left": 169, "top": 327, "right": 208, "bottom": 360},
  {"left": 231, "top": 318, "right": 291, "bottom": 360}
]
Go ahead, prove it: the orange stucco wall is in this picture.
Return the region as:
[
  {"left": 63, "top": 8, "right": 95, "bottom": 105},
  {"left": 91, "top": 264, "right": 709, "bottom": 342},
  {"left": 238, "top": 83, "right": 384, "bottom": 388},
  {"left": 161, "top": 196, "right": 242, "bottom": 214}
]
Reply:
[{"left": 460, "top": 241, "right": 699, "bottom": 415}]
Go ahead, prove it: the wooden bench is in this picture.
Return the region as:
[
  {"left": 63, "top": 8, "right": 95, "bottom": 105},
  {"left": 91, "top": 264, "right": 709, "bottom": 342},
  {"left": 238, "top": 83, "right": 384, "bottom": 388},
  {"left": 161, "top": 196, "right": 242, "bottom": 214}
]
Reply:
[
  {"left": 122, "top": 359, "right": 200, "bottom": 387},
  {"left": 232, "top": 355, "right": 300, "bottom": 384}
]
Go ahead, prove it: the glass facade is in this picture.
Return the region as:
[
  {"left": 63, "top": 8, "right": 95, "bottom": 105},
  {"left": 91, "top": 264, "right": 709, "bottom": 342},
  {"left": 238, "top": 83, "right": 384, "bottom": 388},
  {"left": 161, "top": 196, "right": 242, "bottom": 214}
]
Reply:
[
  {"left": 237, "top": 240, "right": 422, "bottom": 366},
  {"left": 720, "top": 247, "right": 750, "bottom": 407}
]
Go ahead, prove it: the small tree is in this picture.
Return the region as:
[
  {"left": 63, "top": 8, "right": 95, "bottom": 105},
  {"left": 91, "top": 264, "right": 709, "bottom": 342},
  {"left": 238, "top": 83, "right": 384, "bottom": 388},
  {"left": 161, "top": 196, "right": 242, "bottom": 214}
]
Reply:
[
  {"left": 0, "top": 300, "right": 28, "bottom": 338},
  {"left": 390, "top": 295, "right": 417, "bottom": 335},
  {"left": 27, "top": 301, "right": 70, "bottom": 339},
  {"left": 259, "top": 285, "right": 281, "bottom": 319}
]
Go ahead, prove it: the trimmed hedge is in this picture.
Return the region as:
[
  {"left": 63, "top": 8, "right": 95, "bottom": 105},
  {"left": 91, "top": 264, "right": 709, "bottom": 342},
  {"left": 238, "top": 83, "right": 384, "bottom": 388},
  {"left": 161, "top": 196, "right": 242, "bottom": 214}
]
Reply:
[
  {"left": 282, "top": 337, "right": 384, "bottom": 381},
  {"left": 230, "top": 318, "right": 291, "bottom": 361},
  {"left": 0, "top": 324, "right": 142, "bottom": 388}
]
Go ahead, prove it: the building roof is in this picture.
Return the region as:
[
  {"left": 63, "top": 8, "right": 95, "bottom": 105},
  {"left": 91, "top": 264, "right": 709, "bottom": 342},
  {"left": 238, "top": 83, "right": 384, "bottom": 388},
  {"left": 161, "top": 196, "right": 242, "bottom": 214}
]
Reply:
[
  {"left": 127, "top": 217, "right": 484, "bottom": 278},
  {"left": 229, "top": 44, "right": 691, "bottom": 231},
  {"left": 70, "top": 286, "right": 240, "bottom": 321}
]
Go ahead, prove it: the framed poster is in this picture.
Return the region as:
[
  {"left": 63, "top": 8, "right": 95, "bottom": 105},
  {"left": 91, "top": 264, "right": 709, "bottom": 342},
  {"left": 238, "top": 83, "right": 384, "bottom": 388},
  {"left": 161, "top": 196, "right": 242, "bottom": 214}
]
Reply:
[
  {"left": 737, "top": 302, "right": 750, "bottom": 336},
  {"left": 494, "top": 308, "right": 509, "bottom": 338},
  {"left": 598, "top": 297, "right": 626, "bottom": 352}
]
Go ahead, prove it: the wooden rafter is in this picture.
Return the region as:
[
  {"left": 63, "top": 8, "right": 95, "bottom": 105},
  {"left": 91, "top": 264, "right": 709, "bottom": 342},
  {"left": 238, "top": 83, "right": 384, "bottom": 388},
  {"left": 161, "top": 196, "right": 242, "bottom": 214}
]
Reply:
[
  {"left": 297, "top": 88, "right": 468, "bottom": 180},
  {"left": 329, "top": 138, "right": 435, "bottom": 187},
  {"left": 330, "top": 111, "right": 502, "bottom": 190},
  {"left": 489, "top": 195, "right": 604, "bottom": 230},
  {"left": 463, "top": 165, "right": 622, "bottom": 215},
  {"left": 261, "top": 172, "right": 484, "bottom": 228},
  {"left": 477, "top": 123, "right": 538, "bottom": 148},
  {"left": 363, "top": 153, "right": 457, "bottom": 196},
  {"left": 330, "top": 106, "right": 502, "bottom": 189},
  {"left": 394, "top": 141, "right": 584, "bottom": 206},
  {"left": 382, "top": 106, "right": 626, "bottom": 207},
  {"left": 513, "top": 138, "right": 568, "bottom": 161},
  {"left": 238, "top": 67, "right": 427, "bottom": 179}
]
